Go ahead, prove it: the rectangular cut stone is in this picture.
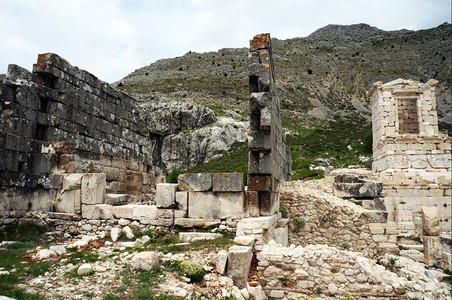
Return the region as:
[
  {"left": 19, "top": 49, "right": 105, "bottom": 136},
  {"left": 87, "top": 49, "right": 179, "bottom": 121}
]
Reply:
[
  {"left": 236, "top": 214, "right": 280, "bottom": 231},
  {"left": 132, "top": 205, "right": 173, "bottom": 226},
  {"left": 423, "top": 235, "right": 441, "bottom": 265},
  {"left": 57, "top": 189, "right": 81, "bottom": 213},
  {"left": 81, "top": 204, "right": 100, "bottom": 219},
  {"left": 227, "top": 245, "right": 253, "bottom": 289},
  {"left": 81, "top": 173, "right": 106, "bottom": 205},
  {"left": 212, "top": 173, "right": 244, "bottom": 192},
  {"left": 247, "top": 175, "right": 272, "bottom": 191},
  {"left": 421, "top": 206, "right": 440, "bottom": 236},
  {"left": 174, "top": 218, "right": 221, "bottom": 228},
  {"left": 259, "top": 191, "right": 275, "bottom": 216},
  {"left": 175, "top": 191, "right": 188, "bottom": 211},
  {"left": 155, "top": 183, "right": 177, "bottom": 208},
  {"left": 245, "top": 191, "right": 260, "bottom": 217},
  {"left": 188, "top": 192, "right": 245, "bottom": 219},
  {"left": 273, "top": 226, "right": 288, "bottom": 247},
  {"left": 95, "top": 204, "right": 113, "bottom": 219},
  {"left": 179, "top": 232, "right": 222, "bottom": 243},
  {"left": 112, "top": 204, "right": 135, "bottom": 219},
  {"left": 178, "top": 173, "right": 212, "bottom": 191},
  {"left": 62, "top": 173, "right": 84, "bottom": 190}
]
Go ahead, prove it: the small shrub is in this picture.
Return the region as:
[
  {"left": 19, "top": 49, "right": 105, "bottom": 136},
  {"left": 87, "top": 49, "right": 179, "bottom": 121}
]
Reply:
[
  {"left": 279, "top": 206, "right": 289, "bottom": 218},
  {"left": 162, "top": 260, "right": 182, "bottom": 272},
  {"left": 180, "top": 260, "right": 205, "bottom": 282},
  {"left": 167, "top": 168, "right": 184, "bottom": 183},
  {"left": 292, "top": 217, "right": 306, "bottom": 231},
  {"left": 104, "top": 294, "right": 121, "bottom": 300},
  {"left": 316, "top": 287, "right": 322, "bottom": 295},
  {"left": 320, "top": 214, "right": 330, "bottom": 223}
]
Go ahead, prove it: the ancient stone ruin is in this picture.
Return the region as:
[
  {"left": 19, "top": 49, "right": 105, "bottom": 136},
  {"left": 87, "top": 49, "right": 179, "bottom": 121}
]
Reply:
[
  {"left": 247, "top": 33, "right": 292, "bottom": 217},
  {"left": 368, "top": 79, "right": 451, "bottom": 234},
  {"left": 0, "top": 34, "right": 450, "bottom": 299}
]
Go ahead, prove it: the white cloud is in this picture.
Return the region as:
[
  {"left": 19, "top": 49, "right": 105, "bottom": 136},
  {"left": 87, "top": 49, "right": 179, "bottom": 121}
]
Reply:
[{"left": 0, "top": 0, "right": 449, "bottom": 82}]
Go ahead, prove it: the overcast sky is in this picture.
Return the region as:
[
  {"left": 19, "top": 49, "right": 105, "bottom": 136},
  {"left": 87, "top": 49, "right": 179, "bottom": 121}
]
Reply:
[{"left": 0, "top": 0, "right": 450, "bottom": 83}]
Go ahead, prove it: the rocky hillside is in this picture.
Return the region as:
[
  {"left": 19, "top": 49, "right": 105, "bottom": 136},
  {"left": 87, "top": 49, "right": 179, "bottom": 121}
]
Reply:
[{"left": 115, "top": 23, "right": 451, "bottom": 179}]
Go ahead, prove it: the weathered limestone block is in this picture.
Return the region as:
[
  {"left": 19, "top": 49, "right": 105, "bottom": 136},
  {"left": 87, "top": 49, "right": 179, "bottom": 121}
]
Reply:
[
  {"left": 81, "top": 173, "right": 106, "bottom": 205},
  {"left": 81, "top": 205, "right": 100, "bottom": 219},
  {"left": 105, "top": 194, "right": 129, "bottom": 206},
  {"left": 236, "top": 215, "right": 280, "bottom": 232},
  {"left": 131, "top": 251, "right": 159, "bottom": 271},
  {"left": 112, "top": 204, "right": 135, "bottom": 219},
  {"left": 245, "top": 191, "right": 260, "bottom": 217},
  {"left": 175, "top": 191, "right": 188, "bottom": 211},
  {"left": 334, "top": 181, "right": 383, "bottom": 199},
  {"left": 95, "top": 204, "right": 113, "bottom": 219},
  {"left": 227, "top": 245, "right": 253, "bottom": 289},
  {"left": 178, "top": 173, "right": 212, "bottom": 191},
  {"left": 63, "top": 173, "right": 84, "bottom": 190},
  {"left": 273, "top": 225, "right": 288, "bottom": 247},
  {"left": 174, "top": 218, "right": 221, "bottom": 228},
  {"left": 132, "top": 205, "right": 173, "bottom": 226},
  {"left": 57, "top": 189, "right": 81, "bottom": 213},
  {"left": 421, "top": 206, "right": 440, "bottom": 236},
  {"left": 423, "top": 236, "right": 441, "bottom": 266},
  {"left": 212, "top": 173, "right": 244, "bottom": 192},
  {"left": 188, "top": 192, "right": 244, "bottom": 219},
  {"left": 234, "top": 236, "right": 255, "bottom": 247},
  {"left": 155, "top": 183, "right": 177, "bottom": 208},
  {"left": 179, "top": 232, "right": 222, "bottom": 243},
  {"left": 216, "top": 250, "right": 228, "bottom": 275}
]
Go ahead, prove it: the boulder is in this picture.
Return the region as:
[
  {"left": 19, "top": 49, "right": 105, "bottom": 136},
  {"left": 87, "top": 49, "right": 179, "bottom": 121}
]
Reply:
[
  {"left": 49, "top": 245, "right": 66, "bottom": 256},
  {"left": 216, "top": 250, "right": 228, "bottom": 275},
  {"left": 131, "top": 251, "right": 159, "bottom": 271}
]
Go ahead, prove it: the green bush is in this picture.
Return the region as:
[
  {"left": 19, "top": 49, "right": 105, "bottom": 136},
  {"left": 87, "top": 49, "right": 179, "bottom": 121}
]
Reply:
[
  {"left": 292, "top": 217, "right": 305, "bottom": 231},
  {"left": 180, "top": 260, "right": 205, "bottom": 282},
  {"left": 167, "top": 168, "right": 184, "bottom": 183},
  {"left": 362, "top": 130, "right": 373, "bottom": 154},
  {"left": 279, "top": 206, "right": 289, "bottom": 218}
]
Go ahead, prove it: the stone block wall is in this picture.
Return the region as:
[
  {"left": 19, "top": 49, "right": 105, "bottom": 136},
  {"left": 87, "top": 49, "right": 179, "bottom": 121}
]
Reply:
[
  {"left": 0, "top": 54, "right": 156, "bottom": 221},
  {"left": 247, "top": 33, "right": 291, "bottom": 217},
  {"left": 368, "top": 78, "right": 451, "bottom": 233},
  {"left": 280, "top": 181, "right": 399, "bottom": 259}
]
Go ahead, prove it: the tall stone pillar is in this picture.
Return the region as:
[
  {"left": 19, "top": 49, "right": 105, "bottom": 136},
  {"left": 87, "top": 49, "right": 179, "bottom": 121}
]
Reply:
[{"left": 247, "top": 33, "right": 291, "bottom": 216}]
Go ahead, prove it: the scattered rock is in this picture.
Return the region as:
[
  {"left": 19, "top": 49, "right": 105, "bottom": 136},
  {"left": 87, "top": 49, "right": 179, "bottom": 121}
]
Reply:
[
  {"left": 36, "top": 249, "right": 57, "bottom": 260},
  {"left": 122, "top": 226, "right": 134, "bottom": 240},
  {"left": 131, "top": 251, "right": 159, "bottom": 271},
  {"left": 111, "top": 227, "right": 122, "bottom": 242},
  {"left": 49, "top": 245, "right": 66, "bottom": 256},
  {"left": 77, "top": 263, "right": 92, "bottom": 275},
  {"left": 216, "top": 250, "right": 228, "bottom": 275}
]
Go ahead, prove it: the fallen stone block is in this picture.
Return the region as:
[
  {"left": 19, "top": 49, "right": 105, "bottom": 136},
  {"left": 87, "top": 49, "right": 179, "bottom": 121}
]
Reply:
[
  {"left": 81, "top": 173, "right": 106, "bottom": 205},
  {"left": 155, "top": 183, "right": 177, "bottom": 208},
  {"left": 178, "top": 173, "right": 212, "bottom": 191},
  {"left": 236, "top": 214, "right": 280, "bottom": 232},
  {"left": 227, "top": 245, "right": 253, "bottom": 289},
  {"left": 174, "top": 218, "right": 221, "bottom": 228},
  {"left": 421, "top": 206, "right": 440, "bottom": 236},
  {"left": 213, "top": 173, "right": 244, "bottom": 192},
  {"left": 234, "top": 236, "right": 255, "bottom": 247},
  {"left": 131, "top": 251, "right": 159, "bottom": 271},
  {"left": 132, "top": 205, "right": 174, "bottom": 226},
  {"left": 112, "top": 204, "right": 135, "bottom": 219},
  {"left": 122, "top": 226, "right": 134, "bottom": 240},
  {"left": 179, "top": 232, "right": 222, "bottom": 243},
  {"left": 216, "top": 250, "right": 228, "bottom": 275},
  {"left": 77, "top": 263, "right": 92, "bottom": 275}
]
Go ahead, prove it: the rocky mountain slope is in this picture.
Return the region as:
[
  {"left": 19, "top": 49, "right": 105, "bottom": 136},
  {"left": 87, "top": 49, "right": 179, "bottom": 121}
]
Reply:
[{"left": 115, "top": 23, "right": 451, "bottom": 178}]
